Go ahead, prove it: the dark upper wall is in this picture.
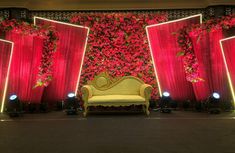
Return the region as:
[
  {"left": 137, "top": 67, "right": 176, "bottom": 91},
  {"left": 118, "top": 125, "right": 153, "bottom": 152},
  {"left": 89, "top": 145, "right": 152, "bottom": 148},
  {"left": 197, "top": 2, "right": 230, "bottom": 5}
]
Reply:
[
  {"left": 0, "top": 6, "right": 234, "bottom": 21},
  {"left": 0, "top": 1, "right": 235, "bottom": 21},
  {"left": 0, "top": 0, "right": 235, "bottom": 10}
]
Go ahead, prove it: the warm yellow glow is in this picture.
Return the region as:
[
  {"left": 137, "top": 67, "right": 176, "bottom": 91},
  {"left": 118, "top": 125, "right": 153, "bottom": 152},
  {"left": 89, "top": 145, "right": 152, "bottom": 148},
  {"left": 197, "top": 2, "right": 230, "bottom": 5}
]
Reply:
[
  {"left": 0, "top": 39, "right": 14, "bottom": 113},
  {"left": 220, "top": 36, "right": 235, "bottom": 105},
  {"left": 146, "top": 14, "right": 202, "bottom": 28},
  {"left": 34, "top": 16, "right": 90, "bottom": 96},
  {"left": 145, "top": 29, "right": 162, "bottom": 97},
  {"left": 146, "top": 14, "right": 202, "bottom": 97},
  {"left": 34, "top": 16, "right": 88, "bottom": 29},
  {"left": 75, "top": 28, "right": 90, "bottom": 96}
]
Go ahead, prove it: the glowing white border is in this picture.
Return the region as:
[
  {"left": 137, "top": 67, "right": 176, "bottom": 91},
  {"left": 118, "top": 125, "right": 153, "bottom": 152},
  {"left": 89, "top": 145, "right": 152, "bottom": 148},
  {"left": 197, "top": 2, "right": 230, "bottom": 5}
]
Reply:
[
  {"left": 0, "top": 39, "right": 14, "bottom": 113},
  {"left": 33, "top": 16, "right": 89, "bottom": 29},
  {"left": 33, "top": 16, "right": 90, "bottom": 96},
  {"left": 220, "top": 36, "right": 235, "bottom": 104},
  {"left": 146, "top": 14, "right": 202, "bottom": 97}
]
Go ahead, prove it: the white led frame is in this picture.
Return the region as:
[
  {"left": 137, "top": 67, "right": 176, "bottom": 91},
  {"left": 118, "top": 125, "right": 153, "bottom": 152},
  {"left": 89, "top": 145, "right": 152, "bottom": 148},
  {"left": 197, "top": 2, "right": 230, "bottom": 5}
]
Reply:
[
  {"left": 146, "top": 14, "right": 202, "bottom": 97},
  {"left": 33, "top": 16, "right": 90, "bottom": 96},
  {"left": 220, "top": 36, "right": 235, "bottom": 104},
  {"left": 0, "top": 39, "right": 14, "bottom": 113}
]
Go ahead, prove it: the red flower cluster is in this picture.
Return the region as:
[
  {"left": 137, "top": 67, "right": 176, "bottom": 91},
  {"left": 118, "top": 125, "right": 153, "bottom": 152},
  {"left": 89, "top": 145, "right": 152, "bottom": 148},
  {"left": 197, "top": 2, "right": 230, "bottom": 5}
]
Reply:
[
  {"left": 176, "top": 15, "right": 235, "bottom": 82},
  {"left": 37, "top": 29, "right": 58, "bottom": 87},
  {"left": 70, "top": 12, "right": 167, "bottom": 99},
  {"left": 0, "top": 18, "right": 58, "bottom": 87},
  {"left": 177, "top": 27, "right": 201, "bottom": 82}
]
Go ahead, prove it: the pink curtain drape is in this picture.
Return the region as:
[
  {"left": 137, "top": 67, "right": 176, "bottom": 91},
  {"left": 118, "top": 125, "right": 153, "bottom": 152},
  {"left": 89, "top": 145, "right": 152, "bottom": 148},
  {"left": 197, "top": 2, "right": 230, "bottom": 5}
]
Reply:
[
  {"left": 6, "top": 32, "right": 44, "bottom": 103},
  {"left": 220, "top": 36, "right": 235, "bottom": 101},
  {"left": 35, "top": 19, "right": 88, "bottom": 105},
  {"left": 147, "top": 16, "right": 201, "bottom": 101},
  {"left": 0, "top": 40, "right": 12, "bottom": 104},
  {"left": 190, "top": 30, "right": 231, "bottom": 102}
]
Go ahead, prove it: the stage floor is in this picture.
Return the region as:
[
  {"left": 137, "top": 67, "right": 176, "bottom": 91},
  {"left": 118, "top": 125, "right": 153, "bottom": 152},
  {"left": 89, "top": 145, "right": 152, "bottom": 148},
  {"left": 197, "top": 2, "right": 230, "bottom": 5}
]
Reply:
[{"left": 1, "top": 110, "right": 235, "bottom": 153}]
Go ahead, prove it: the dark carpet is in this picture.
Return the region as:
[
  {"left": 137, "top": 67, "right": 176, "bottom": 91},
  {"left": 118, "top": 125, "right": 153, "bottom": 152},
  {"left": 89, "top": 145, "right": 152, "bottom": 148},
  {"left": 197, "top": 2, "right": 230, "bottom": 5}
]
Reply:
[{"left": 0, "top": 110, "right": 235, "bottom": 153}]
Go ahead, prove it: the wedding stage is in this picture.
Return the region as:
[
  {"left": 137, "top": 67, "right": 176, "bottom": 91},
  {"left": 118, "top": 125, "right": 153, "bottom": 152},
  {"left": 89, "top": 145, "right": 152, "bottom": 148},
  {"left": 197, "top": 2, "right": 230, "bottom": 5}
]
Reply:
[
  {"left": 0, "top": 9, "right": 235, "bottom": 116},
  {"left": 1, "top": 2, "right": 235, "bottom": 153}
]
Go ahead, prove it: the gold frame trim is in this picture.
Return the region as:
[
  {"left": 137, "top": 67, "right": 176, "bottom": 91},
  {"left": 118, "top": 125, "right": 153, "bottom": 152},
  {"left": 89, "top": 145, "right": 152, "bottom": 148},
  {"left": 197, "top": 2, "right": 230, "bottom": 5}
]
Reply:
[{"left": 88, "top": 72, "right": 144, "bottom": 91}]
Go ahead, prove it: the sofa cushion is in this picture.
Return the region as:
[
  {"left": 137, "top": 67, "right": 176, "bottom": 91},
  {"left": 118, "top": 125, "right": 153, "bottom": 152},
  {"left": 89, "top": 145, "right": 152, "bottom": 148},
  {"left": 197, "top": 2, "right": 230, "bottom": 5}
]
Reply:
[{"left": 88, "top": 95, "right": 145, "bottom": 104}]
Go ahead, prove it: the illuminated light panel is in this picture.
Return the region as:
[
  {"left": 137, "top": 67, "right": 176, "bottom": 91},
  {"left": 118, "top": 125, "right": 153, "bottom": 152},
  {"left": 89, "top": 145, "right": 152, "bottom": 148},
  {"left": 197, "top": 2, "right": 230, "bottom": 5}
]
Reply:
[
  {"left": 0, "top": 39, "right": 14, "bottom": 113},
  {"left": 146, "top": 14, "right": 202, "bottom": 97},
  {"left": 219, "top": 36, "right": 235, "bottom": 105},
  {"left": 145, "top": 29, "right": 163, "bottom": 97},
  {"left": 75, "top": 28, "right": 89, "bottom": 96},
  {"left": 33, "top": 16, "right": 90, "bottom": 96}
]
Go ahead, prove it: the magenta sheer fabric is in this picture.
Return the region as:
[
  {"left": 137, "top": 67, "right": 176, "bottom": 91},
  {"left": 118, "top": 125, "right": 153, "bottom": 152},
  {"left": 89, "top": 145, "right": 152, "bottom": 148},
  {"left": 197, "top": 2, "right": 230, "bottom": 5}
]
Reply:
[
  {"left": 190, "top": 30, "right": 231, "bottom": 102},
  {"left": 0, "top": 40, "right": 12, "bottom": 103},
  {"left": 35, "top": 19, "right": 88, "bottom": 105},
  {"left": 221, "top": 37, "right": 235, "bottom": 99},
  {"left": 147, "top": 17, "right": 201, "bottom": 101},
  {"left": 6, "top": 32, "right": 44, "bottom": 103}
]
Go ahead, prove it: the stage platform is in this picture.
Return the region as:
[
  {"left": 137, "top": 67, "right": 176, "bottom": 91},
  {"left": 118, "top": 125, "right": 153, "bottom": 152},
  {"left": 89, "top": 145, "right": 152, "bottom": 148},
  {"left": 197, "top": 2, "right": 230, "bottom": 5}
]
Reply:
[{"left": 0, "top": 110, "right": 235, "bottom": 153}]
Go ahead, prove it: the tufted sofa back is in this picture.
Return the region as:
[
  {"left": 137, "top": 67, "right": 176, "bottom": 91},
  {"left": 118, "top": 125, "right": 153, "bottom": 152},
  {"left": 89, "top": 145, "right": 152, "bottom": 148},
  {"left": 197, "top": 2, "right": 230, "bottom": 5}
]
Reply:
[{"left": 91, "top": 77, "right": 143, "bottom": 96}]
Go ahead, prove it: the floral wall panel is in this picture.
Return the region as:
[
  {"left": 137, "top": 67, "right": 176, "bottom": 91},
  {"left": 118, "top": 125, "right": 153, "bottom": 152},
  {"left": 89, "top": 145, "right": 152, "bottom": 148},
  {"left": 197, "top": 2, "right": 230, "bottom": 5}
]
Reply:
[
  {"left": 0, "top": 19, "right": 58, "bottom": 105},
  {"left": 6, "top": 32, "right": 45, "bottom": 104},
  {"left": 70, "top": 13, "right": 168, "bottom": 99},
  {"left": 146, "top": 15, "right": 202, "bottom": 101},
  {"left": 35, "top": 17, "right": 89, "bottom": 104},
  {"left": 179, "top": 15, "right": 235, "bottom": 102}
]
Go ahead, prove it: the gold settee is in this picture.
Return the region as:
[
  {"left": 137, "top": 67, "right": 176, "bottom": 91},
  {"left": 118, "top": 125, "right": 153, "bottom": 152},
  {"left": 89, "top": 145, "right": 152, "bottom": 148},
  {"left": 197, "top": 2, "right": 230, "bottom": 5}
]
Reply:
[{"left": 81, "top": 72, "right": 153, "bottom": 116}]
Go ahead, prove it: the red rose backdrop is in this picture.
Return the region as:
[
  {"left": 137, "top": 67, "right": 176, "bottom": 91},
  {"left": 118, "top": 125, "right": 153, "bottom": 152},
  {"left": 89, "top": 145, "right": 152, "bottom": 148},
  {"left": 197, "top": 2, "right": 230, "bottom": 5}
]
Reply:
[{"left": 70, "top": 12, "right": 168, "bottom": 99}]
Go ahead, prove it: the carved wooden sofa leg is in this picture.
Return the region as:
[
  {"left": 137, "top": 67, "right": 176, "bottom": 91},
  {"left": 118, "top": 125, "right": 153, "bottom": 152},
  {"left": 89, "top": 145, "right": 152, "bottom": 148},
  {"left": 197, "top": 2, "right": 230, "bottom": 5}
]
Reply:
[
  {"left": 142, "top": 104, "right": 150, "bottom": 115},
  {"left": 83, "top": 106, "right": 88, "bottom": 117},
  {"left": 146, "top": 103, "right": 150, "bottom": 116},
  {"left": 142, "top": 105, "right": 146, "bottom": 113}
]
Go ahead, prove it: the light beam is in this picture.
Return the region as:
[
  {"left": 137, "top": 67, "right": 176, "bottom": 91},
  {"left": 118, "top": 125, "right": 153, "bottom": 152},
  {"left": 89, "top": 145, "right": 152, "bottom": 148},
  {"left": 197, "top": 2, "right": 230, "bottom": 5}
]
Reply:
[{"left": 0, "top": 39, "right": 14, "bottom": 113}]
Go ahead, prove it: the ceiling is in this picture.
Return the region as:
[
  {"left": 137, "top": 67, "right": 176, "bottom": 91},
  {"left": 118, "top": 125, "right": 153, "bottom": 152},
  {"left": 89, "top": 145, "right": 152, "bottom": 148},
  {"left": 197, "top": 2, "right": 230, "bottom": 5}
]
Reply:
[{"left": 0, "top": 0, "right": 235, "bottom": 10}]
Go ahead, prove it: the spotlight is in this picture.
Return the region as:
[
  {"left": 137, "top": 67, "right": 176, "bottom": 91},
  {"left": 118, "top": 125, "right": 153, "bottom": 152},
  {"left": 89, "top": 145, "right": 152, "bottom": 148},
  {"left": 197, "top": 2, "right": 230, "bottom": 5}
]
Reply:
[
  {"left": 7, "top": 94, "right": 23, "bottom": 117},
  {"left": 160, "top": 91, "right": 172, "bottom": 113},
  {"left": 68, "top": 93, "right": 75, "bottom": 98},
  {"left": 212, "top": 92, "right": 220, "bottom": 99},
  {"left": 9, "top": 95, "right": 17, "bottom": 100},
  {"left": 163, "top": 92, "right": 170, "bottom": 97},
  {"left": 65, "top": 92, "right": 78, "bottom": 115},
  {"left": 207, "top": 92, "right": 221, "bottom": 114}
]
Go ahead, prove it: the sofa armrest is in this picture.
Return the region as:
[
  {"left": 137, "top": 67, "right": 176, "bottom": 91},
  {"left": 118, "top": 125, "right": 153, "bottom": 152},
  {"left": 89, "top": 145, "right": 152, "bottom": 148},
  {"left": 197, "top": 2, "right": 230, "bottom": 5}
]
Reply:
[
  {"left": 81, "top": 85, "right": 93, "bottom": 103},
  {"left": 140, "top": 84, "right": 153, "bottom": 100}
]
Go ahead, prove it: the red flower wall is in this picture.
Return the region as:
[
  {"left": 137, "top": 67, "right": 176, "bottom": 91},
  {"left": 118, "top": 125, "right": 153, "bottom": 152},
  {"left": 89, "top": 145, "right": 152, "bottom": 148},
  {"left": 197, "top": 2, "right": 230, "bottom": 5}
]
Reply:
[{"left": 70, "top": 12, "right": 167, "bottom": 99}]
